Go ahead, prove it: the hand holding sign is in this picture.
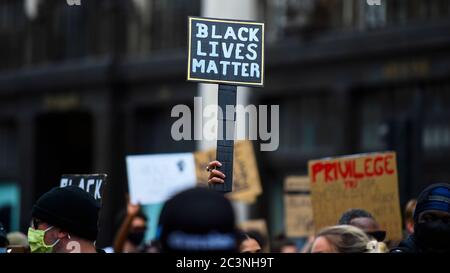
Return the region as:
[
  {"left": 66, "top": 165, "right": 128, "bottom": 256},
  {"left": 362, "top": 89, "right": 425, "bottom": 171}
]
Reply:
[
  {"left": 195, "top": 141, "right": 262, "bottom": 201},
  {"left": 207, "top": 160, "right": 226, "bottom": 185},
  {"left": 187, "top": 17, "right": 265, "bottom": 193}
]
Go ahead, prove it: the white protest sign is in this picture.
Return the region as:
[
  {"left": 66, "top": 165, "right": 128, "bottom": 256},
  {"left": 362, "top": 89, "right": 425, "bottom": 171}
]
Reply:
[{"left": 126, "top": 153, "right": 196, "bottom": 205}]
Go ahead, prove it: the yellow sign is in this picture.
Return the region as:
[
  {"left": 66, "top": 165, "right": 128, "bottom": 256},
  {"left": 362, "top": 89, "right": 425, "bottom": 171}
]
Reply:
[
  {"left": 284, "top": 176, "right": 314, "bottom": 237},
  {"left": 308, "top": 152, "right": 403, "bottom": 241}
]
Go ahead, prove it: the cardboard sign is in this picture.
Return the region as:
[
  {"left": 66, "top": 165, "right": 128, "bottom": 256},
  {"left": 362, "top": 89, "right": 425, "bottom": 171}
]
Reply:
[
  {"left": 60, "top": 174, "right": 107, "bottom": 203},
  {"left": 126, "top": 153, "right": 197, "bottom": 205},
  {"left": 194, "top": 141, "right": 262, "bottom": 202},
  {"left": 187, "top": 17, "right": 265, "bottom": 86},
  {"left": 285, "top": 176, "right": 310, "bottom": 192},
  {"left": 308, "top": 152, "right": 403, "bottom": 241},
  {"left": 284, "top": 176, "right": 314, "bottom": 238}
]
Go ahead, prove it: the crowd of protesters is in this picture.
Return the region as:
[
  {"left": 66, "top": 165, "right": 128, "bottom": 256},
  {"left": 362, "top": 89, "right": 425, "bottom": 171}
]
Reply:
[{"left": 0, "top": 159, "right": 449, "bottom": 254}]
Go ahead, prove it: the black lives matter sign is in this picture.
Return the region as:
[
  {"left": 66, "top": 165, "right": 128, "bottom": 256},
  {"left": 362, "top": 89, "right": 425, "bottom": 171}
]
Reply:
[{"left": 187, "top": 17, "right": 264, "bottom": 87}]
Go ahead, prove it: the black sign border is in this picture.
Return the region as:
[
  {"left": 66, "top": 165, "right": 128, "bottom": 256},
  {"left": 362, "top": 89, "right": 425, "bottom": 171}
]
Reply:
[{"left": 187, "top": 16, "right": 265, "bottom": 87}]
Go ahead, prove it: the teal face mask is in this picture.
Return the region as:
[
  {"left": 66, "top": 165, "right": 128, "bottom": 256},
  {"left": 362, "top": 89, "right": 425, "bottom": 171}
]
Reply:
[{"left": 27, "top": 226, "right": 60, "bottom": 253}]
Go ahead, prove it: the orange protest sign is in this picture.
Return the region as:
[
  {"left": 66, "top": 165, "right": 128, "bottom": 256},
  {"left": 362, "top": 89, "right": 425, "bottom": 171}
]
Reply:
[{"left": 308, "top": 152, "right": 403, "bottom": 241}]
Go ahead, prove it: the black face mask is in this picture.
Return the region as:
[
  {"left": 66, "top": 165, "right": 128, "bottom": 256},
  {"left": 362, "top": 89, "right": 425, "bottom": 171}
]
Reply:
[
  {"left": 128, "top": 231, "right": 145, "bottom": 246},
  {"left": 414, "top": 221, "right": 450, "bottom": 253}
]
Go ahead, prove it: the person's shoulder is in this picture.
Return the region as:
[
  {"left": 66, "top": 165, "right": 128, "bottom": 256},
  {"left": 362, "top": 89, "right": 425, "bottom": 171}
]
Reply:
[
  {"left": 390, "top": 235, "right": 420, "bottom": 253},
  {"left": 390, "top": 248, "right": 408, "bottom": 253}
]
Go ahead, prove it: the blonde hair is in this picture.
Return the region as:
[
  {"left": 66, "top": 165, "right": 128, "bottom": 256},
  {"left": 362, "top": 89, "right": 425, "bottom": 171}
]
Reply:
[
  {"left": 404, "top": 199, "right": 417, "bottom": 223},
  {"left": 316, "top": 225, "right": 384, "bottom": 253}
]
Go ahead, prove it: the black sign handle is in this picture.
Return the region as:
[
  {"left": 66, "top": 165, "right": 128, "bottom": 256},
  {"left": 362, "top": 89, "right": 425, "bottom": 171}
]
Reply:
[{"left": 210, "top": 84, "right": 237, "bottom": 193}]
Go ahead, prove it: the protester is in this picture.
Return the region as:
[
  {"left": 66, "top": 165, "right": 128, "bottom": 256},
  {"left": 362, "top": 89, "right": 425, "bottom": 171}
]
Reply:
[
  {"left": 113, "top": 202, "right": 148, "bottom": 253},
  {"left": 300, "top": 235, "right": 316, "bottom": 253},
  {"left": 157, "top": 187, "right": 238, "bottom": 253},
  {"left": 311, "top": 225, "right": 384, "bottom": 253},
  {"left": 272, "top": 235, "right": 298, "bottom": 253},
  {"left": 207, "top": 159, "right": 390, "bottom": 253},
  {"left": 404, "top": 199, "right": 417, "bottom": 236},
  {"left": 246, "top": 230, "right": 268, "bottom": 252},
  {"left": 141, "top": 240, "right": 161, "bottom": 253},
  {"left": 338, "top": 208, "right": 386, "bottom": 242},
  {"left": 206, "top": 161, "right": 269, "bottom": 253},
  {"left": 391, "top": 183, "right": 450, "bottom": 253},
  {"left": 28, "top": 186, "right": 103, "bottom": 253},
  {"left": 236, "top": 230, "right": 261, "bottom": 253}
]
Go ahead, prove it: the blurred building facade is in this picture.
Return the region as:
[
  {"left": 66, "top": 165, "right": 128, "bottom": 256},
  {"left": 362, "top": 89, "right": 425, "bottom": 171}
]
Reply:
[{"left": 0, "top": 0, "right": 450, "bottom": 245}]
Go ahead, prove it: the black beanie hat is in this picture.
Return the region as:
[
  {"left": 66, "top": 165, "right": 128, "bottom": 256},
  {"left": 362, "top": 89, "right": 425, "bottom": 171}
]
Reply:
[
  {"left": 32, "top": 186, "right": 100, "bottom": 241},
  {"left": 157, "top": 187, "right": 237, "bottom": 253},
  {"left": 414, "top": 183, "right": 450, "bottom": 223}
]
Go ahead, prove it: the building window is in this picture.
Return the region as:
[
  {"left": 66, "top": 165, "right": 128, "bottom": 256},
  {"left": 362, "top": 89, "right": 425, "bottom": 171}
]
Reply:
[
  {"left": 0, "top": 0, "right": 26, "bottom": 71},
  {"left": 274, "top": 94, "right": 341, "bottom": 155},
  {"left": 422, "top": 84, "right": 450, "bottom": 154},
  {"left": 423, "top": 123, "right": 450, "bottom": 152},
  {"left": 261, "top": 0, "right": 450, "bottom": 43},
  {"left": 1, "top": 0, "right": 201, "bottom": 70},
  {"left": 127, "top": 0, "right": 201, "bottom": 56},
  {"left": 359, "top": 98, "right": 386, "bottom": 151}
]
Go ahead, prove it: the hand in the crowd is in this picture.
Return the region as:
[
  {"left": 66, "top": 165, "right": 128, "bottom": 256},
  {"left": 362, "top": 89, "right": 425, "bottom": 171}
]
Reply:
[
  {"left": 126, "top": 195, "right": 141, "bottom": 217},
  {"left": 127, "top": 203, "right": 140, "bottom": 217},
  {"left": 207, "top": 160, "right": 226, "bottom": 184}
]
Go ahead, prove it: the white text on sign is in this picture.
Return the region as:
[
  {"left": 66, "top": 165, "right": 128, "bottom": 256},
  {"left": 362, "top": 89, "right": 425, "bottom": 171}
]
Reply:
[{"left": 188, "top": 17, "right": 264, "bottom": 86}]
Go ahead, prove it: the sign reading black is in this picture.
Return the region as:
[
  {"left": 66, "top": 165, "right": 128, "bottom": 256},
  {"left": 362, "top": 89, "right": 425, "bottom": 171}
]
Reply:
[
  {"left": 60, "top": 174, "right": 107, "bottom": 203},
  {"left": 188, "top": 17, "right": 265, "bottom": 87}
]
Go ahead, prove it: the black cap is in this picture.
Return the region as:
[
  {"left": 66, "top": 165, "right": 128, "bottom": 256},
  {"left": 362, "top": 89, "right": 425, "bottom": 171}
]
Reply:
[
  {"left": 32, "top": 186, "right": 100, "bottom": 241},
  {"left": 158, "top": 187, "right": 237, "bottom": 253},
  {"left": 414, "top": 183, "right": 450, "bottom": 222}
]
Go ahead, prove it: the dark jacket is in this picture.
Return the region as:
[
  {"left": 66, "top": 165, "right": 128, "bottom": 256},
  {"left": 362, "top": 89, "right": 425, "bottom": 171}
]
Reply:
[{"left": 390, "top": 235, "right": 422, "bottom": 253}]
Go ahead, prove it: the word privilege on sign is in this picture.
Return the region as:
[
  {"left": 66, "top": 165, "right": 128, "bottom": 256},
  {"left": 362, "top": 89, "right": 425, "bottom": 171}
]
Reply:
[
  {"left": 310, "top": 154, "right": 395, "bottom": 184},
  {"left": 188, "top": 17, "right": 264, "bottom": 86}
]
